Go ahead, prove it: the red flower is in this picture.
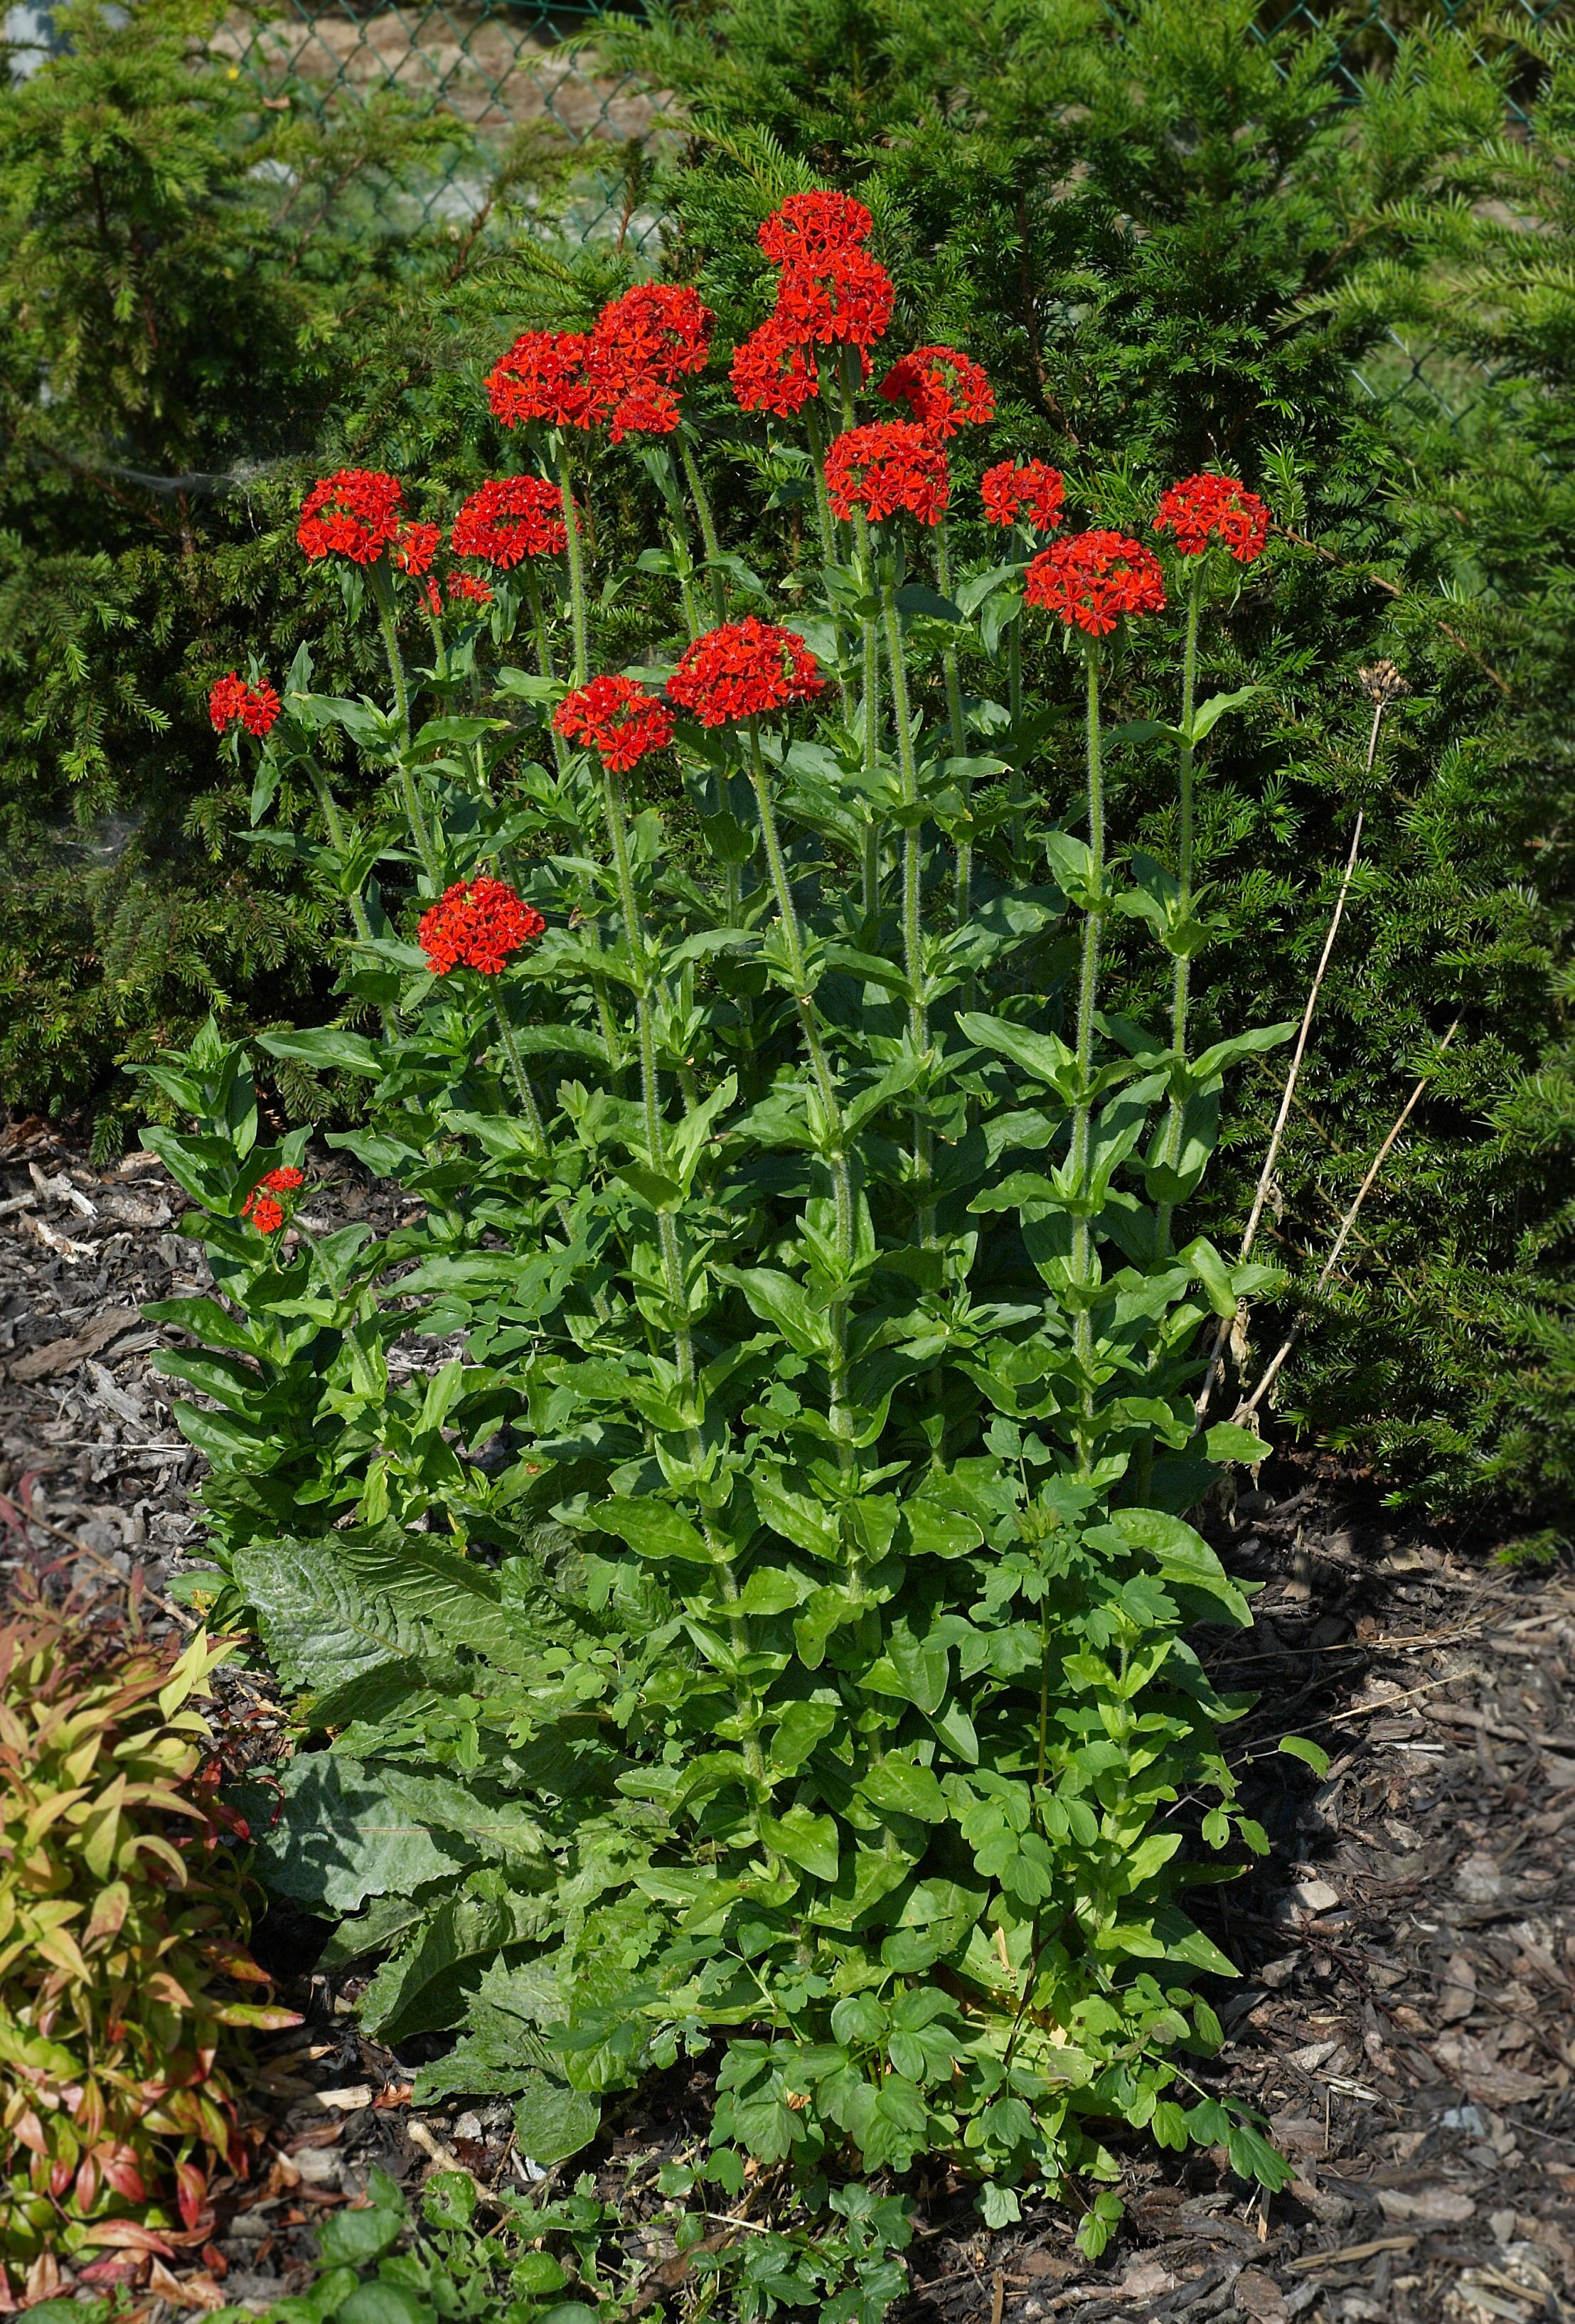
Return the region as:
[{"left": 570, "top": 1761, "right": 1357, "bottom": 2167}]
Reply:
[
  {"left": 452, "top": 477, "right": 568, "bottom": 566},
  {"left": 554, "top": 674, "right": 676, "bottom": 771},
  {"left": 772, "top": 250, "right": 895, "bottom": 353},
  {"left": 392, "top": 521, "right": 442, "bottom": 577},
  {"left": 486, "top": 330, "right": 610, "bottom": 432},
  {"left": 596, "top": 282, "right": 712, "bottom": 386},
  {"left": 730, "top": 321, "right": 821, "bottom": 417},
  {"left": 418, "top": 878, "right": 547, "bottom": 975},
  {"left": 1153, "top": 472, "right": 1270, "bottom": 563},
  {"left": 297, "top": 469, "right": 405, "bottom": 564},
  {"left": 1024, "top": 530, "right": 1167, "bottom": 637},
  {"left": 446, "top": 572, "right": 494, "bottom": 606},
  {"left": 240, "top": 1167, "right": 304, "bottom": 1236},
  {"left": 981, "top": 459, "right": 1065, "bottom": 533},
  {"left": 878, "top": 345, "right": 993, "bottom": 437},
  {"left": 758, "top": 191, "right": 874, "bottom": 267},
  {"left": 823, "top": 420, "right": 949, "bottom": 525},
  {"left": 208, "top": 673, "right": 281, "bottom": 739},
  {"left": 668, "top": 618, "right": 826, "bottom": 727}
]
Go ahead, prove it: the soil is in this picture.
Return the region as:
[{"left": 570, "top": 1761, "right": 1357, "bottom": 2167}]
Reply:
[{"left": 4, "top": 1113, "right": 1574, "bottom": 2324}]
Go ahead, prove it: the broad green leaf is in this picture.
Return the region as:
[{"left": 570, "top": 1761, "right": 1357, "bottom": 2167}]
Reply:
[
  {"left": 1278, "top": 1734, "right": 1331, "bottom": 1777},
  {"left": 248, "top": 1753, "right": 471, "bottom": 1914},
  {"left": 858, "top": 1758, "right": 947, "bottom": 1822},
  {"left": 1110, "top": 1509, "right": 1252, "bottom": 1627},
  {"left": 759, "top": 1804, "right": 840, "bottom": 1882},
  {"left": 597, "top": 1496, "right": 714, "bottom": 1566},
  {"left": 1203, "top": 1421, "right": 1272, "bottom": 1466},
  {"left": 513, "top": 2074, "right": 602, "bottom": 2168},
  {"left": 258, "top": 1027, "right": 385, "bottom": 1079}
]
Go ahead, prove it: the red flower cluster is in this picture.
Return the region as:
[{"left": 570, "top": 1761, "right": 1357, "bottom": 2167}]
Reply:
[
  {"left": 981, "top": 459, "right": 1065, "bottom": 534},
  {"left": 446, "top": 573, "right": 494, "bottom": 606},
  {"left": 772, "top": 249, "right": 894, "bottom": 353},
  {"left": 732, "top": 188, "right": 894, "bottom": 419},
  {"left": 242, "top": 1165, "right": 305, "bottom": 1236},
  {"left": 486, "top": 330, "right": 609, "bottom": 432},
  {"left": 1153, "top": 472, "right": 1269, "bottom": 563},
  {"left": 758, "top": 191, "right": 873, "bottom": 267},
  {"left": 823, "top": 420, "right": 949, "bottom": 525},
  {"left": 392, "top": 521, "right": 442, "bottom": 577},
  {"left": 668, "top": 618, "right": 825, "bottom": 727},
  {"left": 879, "top": 345, "right": 993, "bottom": 437},
  {"left": 297, "top": 469, "right": 405, "bottom": 564},
  {"left": 1025, "top": 530, "right": 1167, "bottom": 637},
  {"left": 208, "top": 673, "right": 280, "bottom": 739},
  {"left": 452, "top": 476, "right": 568, "bottom": 567},
  {"left": 554, "top": 675, "right": 676, "bottom": 771},
  {"left": 418, "top": 878, "right": 546, "bottom": 975},
  {"left": 730, "top": 325, "right": 820, "bottom": 418},
  {"left": 486, "top": 287, "right": 714, "bottom": 444}
]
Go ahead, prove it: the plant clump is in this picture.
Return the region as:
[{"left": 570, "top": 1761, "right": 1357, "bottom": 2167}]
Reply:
[{"left": 0, "top": 1598, "right": 297, "bottom": 2289}]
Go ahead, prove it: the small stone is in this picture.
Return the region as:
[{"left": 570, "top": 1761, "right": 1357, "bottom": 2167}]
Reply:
[
  {"left": 1490, "top": 2210, "right": 1519, "bottom": 2245},
  {"left": 1293, "top": 1878, "right": 1341, "bottom": 1914},
  {"left": 453, "top": 2110, "right": 484, "bottom": 2142}
]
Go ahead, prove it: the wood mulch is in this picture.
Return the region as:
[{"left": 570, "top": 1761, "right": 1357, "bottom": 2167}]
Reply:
[{"left": 4, "top": 1113, "right": 1573, "bottom": 2324}]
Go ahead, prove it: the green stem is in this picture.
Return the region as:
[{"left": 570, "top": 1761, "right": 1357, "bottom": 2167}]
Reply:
[
  {"left": 373, "top": 591, "right": 441, "bottom": 887},
  {"left": 525, "top": 564, "right": 573, "bottom": 781},
  {"left": 557, "top": 439, "right": 590, "bottom": 686},
  {"left": 1069, "top": 643, "right": 1106, "bottom": 1474},
  {"left": 1007, "top": 589, "right": 1025, "bottom": 864},
  {"left": 879, "top": 574, "right": 933, "bottom": 1242},
  {"left": 493, "top": 995, "right": 611, "bottom": 1323},
  {"left": 934, "top": 522, "right": 971, "bottom": 923},
  {"left": 745, "top": 720, "right": 858, "bottom": 1484},
  {"left": 1155, "top": 563, "right": 1206, "bottom": 1260},
  {"left": 307, "top": 767, "right": 397, "bottom": 1044},
  {"left": 803, "top": 399, "right": 847, "bottom": 679},
  {"left": 677, "top": 431, "right": 727, "bottom": 626},
  {"left": 854, "top": 511, "right": 882, "bottom": 918}
]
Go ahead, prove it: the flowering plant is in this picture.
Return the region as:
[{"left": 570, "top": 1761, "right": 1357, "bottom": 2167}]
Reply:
[{"left": 140, "top": 208, "right": 1312, "bottom": 2245}]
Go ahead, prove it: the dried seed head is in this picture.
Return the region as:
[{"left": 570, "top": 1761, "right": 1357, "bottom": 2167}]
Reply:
[{"left": 1358, "top": 660, "right": 1409, "bottom": 704}]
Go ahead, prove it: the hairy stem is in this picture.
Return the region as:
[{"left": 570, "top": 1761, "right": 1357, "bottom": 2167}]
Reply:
[
  {"left": 1154, "top": 562, "right": 1206, "bottom": 1260},
  {"left": 879, "top": 575, "right": 933, "bottom": 1241},
  {"left": 557, "top": 439, "right": 590, "bottom": 686},
  {"left": 934, "top": 521, "right": 971, "bottom": 921},
  {"left": 374, "top": 592, "right": 441, "bottom": 886},
  {"left": 1069, "top": 642, "right": 1105, "bottom": 1472},
  {"left": 677, "top": 430, "right": 727, "bottom": 626}
]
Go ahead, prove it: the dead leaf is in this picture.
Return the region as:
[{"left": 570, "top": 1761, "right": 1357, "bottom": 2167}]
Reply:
[
  {"left": 1234, "top": 2267, "right": 1288, "bottom": 2321},
  {"left": 1116, "top": 2257, "right": 1177, "bottom": 2300},
  {"left": 1439, "top": 1953, "right": 1478, "bottom": 2023},
  {"left": 9, "top": 1310, "right": 142, "bottom": 1384},
  {"left": 1377, "top": 2185, "right": 1477, "bottom": 2225}
]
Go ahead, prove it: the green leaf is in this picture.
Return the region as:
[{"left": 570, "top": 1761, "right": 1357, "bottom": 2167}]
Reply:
[
  {"left": 958, "top": 1011, "right": 1080, "bottom": 1100},
  {"left": 1278, "top": 1734, "right": 1331, "bottom": 1777},
  {"left": 759, "top": 1804, "right": 840, "bottom": 1882},
  {"left": 1111, "top": 1509, "right": 1252, "bottom": 1627},
  {"left": 258, "top": 1027, "right": 386, "bottom": 1079},
  {"left": 314, "top": 2207, "right": 404, "bottom": 2269},
  {"left": 337, "top": 2285, "right": 432, "bottom": 2324},
  {"left": 250, "top": 1754, "right": 471, "bottom": 1915},
  {"left": 513, "top": 2073, "right": 602, "bottom": 2168},
  {"left": 1185, "top": 683, "right": 1260, "bottom": 744},
  {"left": 740, "top": 1563, "right": 814, "bottom": 1614},
  {"left": 1203, "top": 1422, "right": 1272, "bottom": 1467},
  {"left": 597, "top": 1496, "right": 714, "bottom": 1566},
  {"left": 858, "top": 1758, "right": 947, "bottom": 1821}
]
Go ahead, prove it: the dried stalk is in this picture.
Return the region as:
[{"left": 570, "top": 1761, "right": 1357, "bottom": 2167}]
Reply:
[{"left": 1234, "top": 1017, "right": 1459, "bottom": 1425}]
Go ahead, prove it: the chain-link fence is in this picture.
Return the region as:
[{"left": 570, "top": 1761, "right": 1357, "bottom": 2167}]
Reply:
[{"left": 218, "top": 0, "right": 673, "bottom": 243}]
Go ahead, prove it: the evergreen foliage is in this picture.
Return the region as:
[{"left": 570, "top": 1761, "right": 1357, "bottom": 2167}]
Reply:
[{"left": 3, "top": 0, "right": 1569, "bottom": 1516}]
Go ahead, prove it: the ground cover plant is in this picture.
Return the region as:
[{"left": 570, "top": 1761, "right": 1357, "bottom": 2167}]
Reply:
[
  {"left": 0, "top": 1597, "right": 297, "bottom": 2293},
  {"left": 129, "top": 198, "right": 1367, "bottom": 2253}
]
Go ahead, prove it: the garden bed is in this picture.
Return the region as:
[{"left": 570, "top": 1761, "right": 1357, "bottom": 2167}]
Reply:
[{"left": 4, "top": 1117, "right": 1574, "bottom": 2323}]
